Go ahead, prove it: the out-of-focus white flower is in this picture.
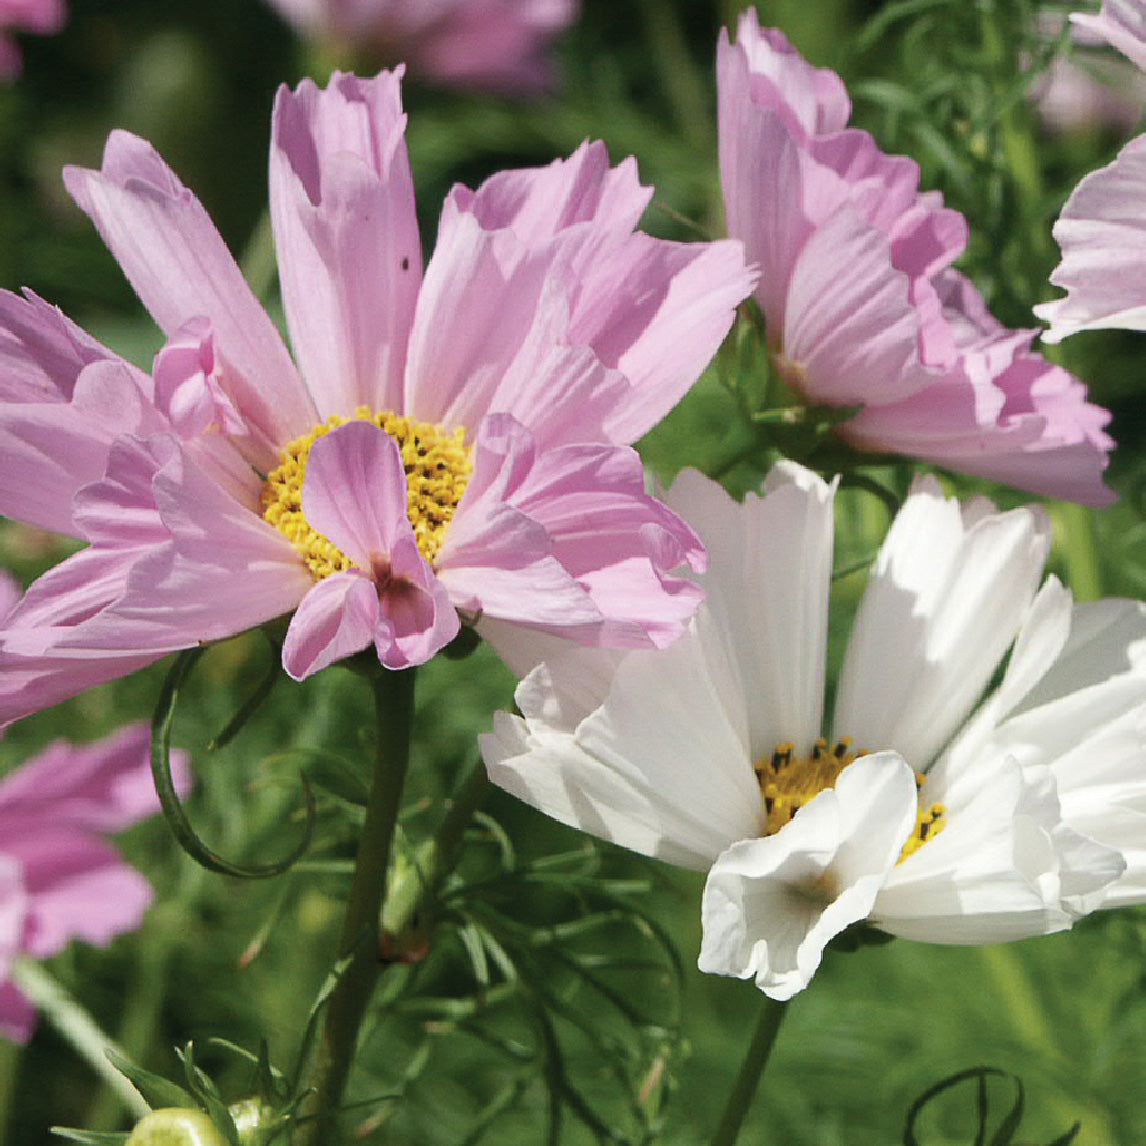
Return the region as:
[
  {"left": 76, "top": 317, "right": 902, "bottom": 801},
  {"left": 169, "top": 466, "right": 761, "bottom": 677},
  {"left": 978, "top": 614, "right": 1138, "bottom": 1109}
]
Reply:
[{"left": 483, "top": 466, "right": 1144, "bottom": 999}]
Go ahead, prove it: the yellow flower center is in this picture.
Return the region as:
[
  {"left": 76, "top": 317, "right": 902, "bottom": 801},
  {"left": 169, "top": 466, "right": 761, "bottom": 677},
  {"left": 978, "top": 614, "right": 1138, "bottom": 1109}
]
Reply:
[
  {"left": 260, "top": 407, "right": 472, "bottom": 579},
  {"left": 755, "top": 738, "right": 946, "bottom": 863}
]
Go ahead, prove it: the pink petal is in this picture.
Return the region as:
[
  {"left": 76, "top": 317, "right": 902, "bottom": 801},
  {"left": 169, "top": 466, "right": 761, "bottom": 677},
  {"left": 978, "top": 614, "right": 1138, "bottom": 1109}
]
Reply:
[
  {"left": 152, "top": 318, "right": 248, "bottom": 439},
  {"left": 0, "top": 289, "right": 125, "bottom": 404},
  {"left": 0, "top": 548, "right": 172, "bottom": 726},
  {"left": 436, "top": 414, "right": 604, "bottom": 625},
  {"left": 0, "top": 723, "right": 188, "bottom": 833},
  {"left": 373, "top": 533, "right": 459, "bottom": 669},
  {"left": 449, "top": 140, "right": 650, "bottom": 244},
  {"left": 0, "top": 0, "right": 64, "bottom": 35},
  {"left": 784, "top": 206, "right": 938, "bottom": 405},
  {"left": 282, "top": 572, "right": 378, "bottom": 679},
  {"left": 440, "top": 415, "right": 704, "bottom": 652},
  {"left": 404, "top": 210, "right": 554, "bottom": 426},
  {"left": 1072, "top": 0, "right": 1146, "bottom": 71},
  {"left": 0, "top": 644, "right": 164, "bottom": 731},
  {"left": 7, "top": 828, "right": 152, "bottom": 958},
  {"left": 510, "top": 441, "right": 705, "bottom": 647},
  {"left": 270, "top": 71, "right": 421, "bottom": 417},
  {"left": 300, "top": 420, "right": 410, "bottom": 567},
  {"left": 0, "top": 981, "right": 36, "bottom": 1044},
  {"left": 1037, "top": 132, "right": 1146, "bottom": 340},
  {"left": 0, "top": 359, "right": 164, "bottom": 538},
  {"left": 102, "top": 451, "right": 311, "bottom": 648},
  {"left": 564, "top": 231, "right": 755, "bottom": 442},
  {"left": 63, "top": 131, "right": 315, "bottom": 453},
  {"left": 718, "top": 11, "right": 850, "bottom": 140},
  {"left": 0, "top": 572, "right": 18, "bottom": 621}
]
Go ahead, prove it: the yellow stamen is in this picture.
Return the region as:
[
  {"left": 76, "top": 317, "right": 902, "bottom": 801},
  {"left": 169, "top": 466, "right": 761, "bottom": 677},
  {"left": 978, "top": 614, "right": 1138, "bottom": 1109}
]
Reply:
[
  {"left": 260, "top": 407, "right": 471, "bottom": 579},
  {"left": 754, "top": 738, "right": 946, "bottom": 862}
]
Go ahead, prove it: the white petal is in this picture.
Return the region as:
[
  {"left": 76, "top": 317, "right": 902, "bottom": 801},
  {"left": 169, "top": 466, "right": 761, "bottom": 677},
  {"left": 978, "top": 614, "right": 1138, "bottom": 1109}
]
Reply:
[
  {"left": 1017, "top": 597, "right": 1146, "bottom": 713},
  {"left": 834, "top": 476, "right": 1050, "bottom": 768},
  {"left": 698, "top": 752, "right": 917, "bottom": 1000},
  {"left": 481, "top": 614, "right": 760, "bottom": 870},
  {"left": 666, "top": 464, "right": 834, "bottom": 759},
  {"left": 874, "top": 747, "right": 1118, "bottom": 943}
]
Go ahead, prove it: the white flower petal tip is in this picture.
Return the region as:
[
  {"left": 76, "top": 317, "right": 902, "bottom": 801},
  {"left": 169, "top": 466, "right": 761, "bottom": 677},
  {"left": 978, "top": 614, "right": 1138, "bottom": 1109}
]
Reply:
[{"left": 698, "top": 753, "right": 918, "bottom": 1000}]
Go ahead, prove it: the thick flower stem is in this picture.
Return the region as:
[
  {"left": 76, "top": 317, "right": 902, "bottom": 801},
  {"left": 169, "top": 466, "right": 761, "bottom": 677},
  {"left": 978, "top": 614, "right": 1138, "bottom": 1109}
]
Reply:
[
  {"left": 708, "top": 994, "right": 790, "bottom": 1146},
  {"left": 297, "top": 666, "right": 416, "bottom": 1144}
]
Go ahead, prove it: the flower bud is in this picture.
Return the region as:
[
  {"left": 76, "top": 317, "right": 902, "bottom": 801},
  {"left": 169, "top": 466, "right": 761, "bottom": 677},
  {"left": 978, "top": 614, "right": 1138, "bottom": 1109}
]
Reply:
[
  {"left": 230, "top": 1096, "right": 277, "bottom": 1145},
  {"left": 125, "top": 1108, "right": 227, "bottom": 1146}
]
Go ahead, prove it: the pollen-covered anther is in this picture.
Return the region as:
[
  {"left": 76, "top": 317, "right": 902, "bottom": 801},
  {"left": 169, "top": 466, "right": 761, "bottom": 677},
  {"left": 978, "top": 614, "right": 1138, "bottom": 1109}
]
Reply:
[
  {"left": 755, "top": 737, "right": 859, "bottom": 835},
  {"left": 754, "top": 740, "right": 947, "bottom": 861},
  {"left": 898, "top": 775, "right": 947, "bottom": 862},
  {"left": 260, "top": 407, "right": 472, "bottom": 580}
]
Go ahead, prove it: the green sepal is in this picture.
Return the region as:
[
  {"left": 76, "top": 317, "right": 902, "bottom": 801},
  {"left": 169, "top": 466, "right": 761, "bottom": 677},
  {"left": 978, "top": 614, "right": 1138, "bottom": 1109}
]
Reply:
[
  {"left": 176, "top": 1044, "right": 241, "bottom": 1146},
  {"left": 104, "top": 1049, "right": 198, "bottom": 1111}
]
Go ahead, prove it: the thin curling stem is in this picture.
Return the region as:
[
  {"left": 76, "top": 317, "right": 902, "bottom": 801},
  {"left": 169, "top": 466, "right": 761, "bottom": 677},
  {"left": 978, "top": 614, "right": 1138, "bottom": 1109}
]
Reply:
[
  {"left": 708, "top": 994, "right": 790, "bottom": 1146},
  {"left": 297, "top": 666, "right": 416, "bottom": 1144}
]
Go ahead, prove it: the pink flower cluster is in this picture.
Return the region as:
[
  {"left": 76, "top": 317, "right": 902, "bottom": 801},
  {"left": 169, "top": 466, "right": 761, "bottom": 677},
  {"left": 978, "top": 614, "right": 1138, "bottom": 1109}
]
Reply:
[
  {"left": 718, "top": 10, "right": 1114, "bottom": 506},
  {"left": 264, "top": 0, "right": 578, "bottom": 93},
  {"left": 0, "top": 687, "right": 186, "bottom": 1043},
  {"left": 0, "top": 69, "right": 751, "bottom": 723},
  {"left": 0, "top": 0, "right": 63, "bottom": 80}
]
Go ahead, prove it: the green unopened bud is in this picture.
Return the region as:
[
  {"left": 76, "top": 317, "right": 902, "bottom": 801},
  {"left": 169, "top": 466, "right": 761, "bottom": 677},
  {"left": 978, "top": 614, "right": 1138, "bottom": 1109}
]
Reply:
[
  {"left": 229, "top": 1096, "right": 276, "bottom": 1146},
  {"left": 125, "top": 1108, "right": 227, "bottom": 1146}
]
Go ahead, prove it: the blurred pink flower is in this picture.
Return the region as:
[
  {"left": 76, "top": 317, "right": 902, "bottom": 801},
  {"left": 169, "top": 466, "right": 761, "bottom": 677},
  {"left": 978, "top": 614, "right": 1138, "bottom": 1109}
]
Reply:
[
  {"left": 1032, "top": 10, "right": 1146, "bottom": 135},
  {"left": 1071, "top": 0, "right": 1146, "bottom": 71},
  {"left": 0, "top": 69, "right": 752, "bottom": 721},
  {"left": 718, "top": 10, "right": 1114, "bottom": 505},
  {"left": 265, "top": 0, "right": 578, "bottom": 93},
  {"left": 0, "top": 724, "right": 189, "bottom": 1041},
  {"left": 0, "top": 0, "right": 64, "bottom": 80}
]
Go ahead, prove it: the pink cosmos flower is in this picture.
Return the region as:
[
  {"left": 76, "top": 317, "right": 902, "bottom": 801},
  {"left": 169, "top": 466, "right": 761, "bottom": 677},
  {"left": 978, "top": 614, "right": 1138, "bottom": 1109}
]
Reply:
[
  {"left": 0, "top": 0, "right": 62, "bottom": 80},
  {"left": 0, "top": 69, "right": 752, "bottom": 723},
  {"left": 265, "top": 0, "right": 578, "bottom": 94},
  {"left": 0, "top": 722, "right": 189, "bottom": 1041},
  {"left": 718, "top": 10, "right": 1114, "bottom": 506}
]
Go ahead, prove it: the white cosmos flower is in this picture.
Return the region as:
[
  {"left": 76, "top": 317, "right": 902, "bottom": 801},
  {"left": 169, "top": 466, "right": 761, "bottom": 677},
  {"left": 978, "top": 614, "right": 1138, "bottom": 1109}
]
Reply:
[{"left": 481, "top": 464, "right": 1142, "bottom": 1000}]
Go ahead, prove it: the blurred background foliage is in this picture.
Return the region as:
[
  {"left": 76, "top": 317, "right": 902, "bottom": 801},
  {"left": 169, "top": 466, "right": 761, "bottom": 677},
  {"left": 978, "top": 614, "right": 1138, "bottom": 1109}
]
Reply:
[{"left": 2, "top": 0, "right": 1146, "bottom": 1142}]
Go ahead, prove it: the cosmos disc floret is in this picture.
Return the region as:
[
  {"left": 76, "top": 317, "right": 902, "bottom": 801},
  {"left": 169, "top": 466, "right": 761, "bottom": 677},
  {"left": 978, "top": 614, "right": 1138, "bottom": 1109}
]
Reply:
[
  {"left": 757, "top": 738, "right": 946, "bottom": 860},
  {"left": 261, "top": 407, "right": 472, "bottom": 578}
]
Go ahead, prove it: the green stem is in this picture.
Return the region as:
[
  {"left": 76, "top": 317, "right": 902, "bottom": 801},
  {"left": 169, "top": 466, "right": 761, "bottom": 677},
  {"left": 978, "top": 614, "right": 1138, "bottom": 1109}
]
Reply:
[
  {"left": 708, "top": 995, "right": 790, "bottom": 1146},
  {"left": 296, "top": 666, "right": 417, "bottom": 1144},
  {"left": 1052, "top": 502, "right": 1104, "bottom": 602},
  {"left": 381, "top": 757, "right": 491, "bottom": 943},
  {"left": 8, "top": 958, "right": 150, "bottom": 1120},
  {"left": 0, "top": 1039, "right": 20, "bottom": 1146}
]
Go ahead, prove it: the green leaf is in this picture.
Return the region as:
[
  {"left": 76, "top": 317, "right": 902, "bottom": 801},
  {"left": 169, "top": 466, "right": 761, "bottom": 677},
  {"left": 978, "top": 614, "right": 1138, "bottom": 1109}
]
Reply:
[
  {"left": 104, "top": 1050, "right": 197, "bottom": 1111},
  {"left": 902, "top": 1067, "right": 1024, "bottom": 1146},
  {"left": 50, "top": 1132, "right": 129, "bottom": 1145},
  {"left": 151, "top": 650, "right": 316, "bottom": 879}
]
